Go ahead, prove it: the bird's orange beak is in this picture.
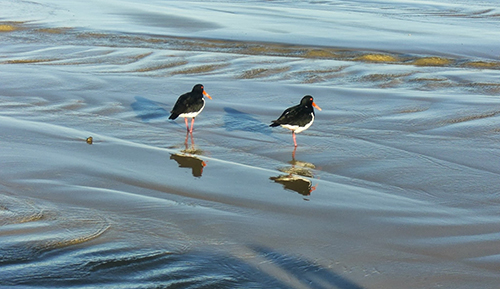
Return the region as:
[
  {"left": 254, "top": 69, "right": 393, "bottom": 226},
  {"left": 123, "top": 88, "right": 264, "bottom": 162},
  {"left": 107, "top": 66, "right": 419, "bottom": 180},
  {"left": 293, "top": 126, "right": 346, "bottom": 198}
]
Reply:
[
  {"left": 203, "top": 90, "right": 212, "bottom": 100},
  {"left": 312, "top": 102, "right": 322, "bottom": 111}
]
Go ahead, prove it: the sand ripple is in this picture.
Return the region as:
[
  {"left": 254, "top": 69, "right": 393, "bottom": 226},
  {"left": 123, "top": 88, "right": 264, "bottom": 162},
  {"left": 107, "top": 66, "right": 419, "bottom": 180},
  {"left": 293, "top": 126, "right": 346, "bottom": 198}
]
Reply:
[{"left": 2, "top": 21, "right": 500, "bottom": 95}]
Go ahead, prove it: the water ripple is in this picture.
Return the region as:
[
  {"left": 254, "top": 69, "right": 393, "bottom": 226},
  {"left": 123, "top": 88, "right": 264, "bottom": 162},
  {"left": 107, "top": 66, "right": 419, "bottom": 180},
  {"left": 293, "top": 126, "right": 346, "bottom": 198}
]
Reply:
[{"left": 0, "top": 194, "right": 110, "bottom": 264}]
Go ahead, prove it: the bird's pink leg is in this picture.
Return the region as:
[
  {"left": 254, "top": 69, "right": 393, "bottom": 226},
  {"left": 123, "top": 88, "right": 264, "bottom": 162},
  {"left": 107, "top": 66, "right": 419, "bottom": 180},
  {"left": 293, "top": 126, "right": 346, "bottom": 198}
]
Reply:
[
  {"left": 184, "top": 118, "right": 189, "bottom": 132},
  {"left": 184, "top": 131, "right": 189, "bottom": 149},
  {"left": 292, "top": 131, "right": 297, "bottom": 147},
  {"left": 189, "top": 118, "right": 195, "bottom": 133}
]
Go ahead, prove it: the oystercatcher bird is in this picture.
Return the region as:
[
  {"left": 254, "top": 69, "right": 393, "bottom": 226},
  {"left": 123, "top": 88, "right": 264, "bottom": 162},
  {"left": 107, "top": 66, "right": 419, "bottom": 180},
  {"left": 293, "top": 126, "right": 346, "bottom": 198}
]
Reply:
[
  {"left": 169, "top": 84, "right": 212, "bottom": 133},
  {"left": 270, "top": 95, "right": 321, "bottom": 147}
]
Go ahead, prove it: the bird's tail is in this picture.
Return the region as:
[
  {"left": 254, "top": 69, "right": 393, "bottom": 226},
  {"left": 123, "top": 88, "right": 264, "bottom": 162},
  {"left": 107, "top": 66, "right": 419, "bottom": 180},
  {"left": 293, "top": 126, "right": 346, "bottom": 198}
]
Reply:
[
  {"left": 169, "top": 113, "right": 179, "bottom": 120},
  {"left": 269, "top": 121, "right": 280, "bottom": 127}
]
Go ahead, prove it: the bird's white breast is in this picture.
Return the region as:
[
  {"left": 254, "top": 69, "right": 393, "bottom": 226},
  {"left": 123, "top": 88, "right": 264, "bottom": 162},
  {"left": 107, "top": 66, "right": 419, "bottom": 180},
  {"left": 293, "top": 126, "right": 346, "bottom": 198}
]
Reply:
[
  {"left": 178, "top": 100, "right": 205, "bottom": 118},
  {"left": 281, "top": 113, "right": 314, "bottom": 133}
]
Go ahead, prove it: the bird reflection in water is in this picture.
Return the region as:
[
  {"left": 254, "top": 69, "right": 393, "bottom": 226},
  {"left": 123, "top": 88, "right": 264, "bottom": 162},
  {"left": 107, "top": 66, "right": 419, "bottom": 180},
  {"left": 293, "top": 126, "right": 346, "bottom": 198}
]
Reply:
[
  {"left": 270, "top": 147, "right": 317, "bottom": 199},
  {"left": 170, "top": 132, "right": 206, "bottom": 177}
]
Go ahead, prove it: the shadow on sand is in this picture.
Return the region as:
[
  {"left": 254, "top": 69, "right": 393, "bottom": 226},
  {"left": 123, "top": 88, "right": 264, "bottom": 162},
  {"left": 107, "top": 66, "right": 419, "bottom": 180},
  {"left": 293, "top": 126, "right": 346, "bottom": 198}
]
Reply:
[
  {"left": 131, "top": 96, "right": 170, "bottom": 122},
  {"left": 223, "top": 107, "right": 273, "bottom": 135}
]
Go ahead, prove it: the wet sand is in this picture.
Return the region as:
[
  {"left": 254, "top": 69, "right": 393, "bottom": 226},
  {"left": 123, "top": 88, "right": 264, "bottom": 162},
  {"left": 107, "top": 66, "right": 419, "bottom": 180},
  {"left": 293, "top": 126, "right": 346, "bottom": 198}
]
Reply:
[{"left": 2, "top": 1, "right": 500, "bottom": 288}]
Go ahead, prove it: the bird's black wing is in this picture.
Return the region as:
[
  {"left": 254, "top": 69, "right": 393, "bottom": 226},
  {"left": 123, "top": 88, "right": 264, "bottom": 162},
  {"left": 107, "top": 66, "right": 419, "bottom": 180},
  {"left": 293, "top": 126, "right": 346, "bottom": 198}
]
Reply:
[
  {"left": 169, "top": 92, "right": 204, "bottom": 119},
  {"left": 270, "top": 104, "right": 308, "bottom": 126}
]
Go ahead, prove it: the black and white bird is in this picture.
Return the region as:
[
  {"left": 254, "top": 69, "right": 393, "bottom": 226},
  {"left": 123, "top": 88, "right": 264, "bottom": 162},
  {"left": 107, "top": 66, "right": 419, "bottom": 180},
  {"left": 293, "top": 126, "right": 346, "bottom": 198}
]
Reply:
[
  {"left": 169, "top": 84, "right": 212, "bottom": 133},
  {"left": 270, "top": 95, "right": 321, "bottom": 147}
]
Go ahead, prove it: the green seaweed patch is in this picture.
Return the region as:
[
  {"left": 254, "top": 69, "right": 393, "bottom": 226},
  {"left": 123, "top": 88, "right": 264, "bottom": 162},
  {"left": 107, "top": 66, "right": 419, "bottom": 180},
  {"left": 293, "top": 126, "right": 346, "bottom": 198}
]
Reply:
[
  {"left": 240, "top": 68, "right": 269, "bottom": 79},
  {"left": 464, "top": 82, "right": 500, "bottom": 94},
  {"left": 3, "top": 59, "right": 55, "bottom": 64},
  {"left": 171, "top": 63, "right": 229, "bottom": 75},
  {"left": 398, "top": 107, "right": 429, "bottom": 114},
  {"left": 0, "top": 24, "right": 17, "bottom": 32},
  {"left": 356, "top": 54, "right": 398, "bottom": 62},
  {"left": 466, "top": 61, "right": 500, "bottom": 69},
  {"left": 0, "top": 22, "right": 25, "bottom": 32},
  {"left": 144, "top": 38, "right": 168, "bottom": 44},
  {"left": 302, "top": 75, "right": 326, "bottom": 83},
  {"left": 412, "top": 57, "right": 452, "bottom": 67},
  {"left": 77, "top": 32, "right": 110, "bottom": 39},
  {"left": 186, "top": 39, "right": 242, "bottom": 50},
  {"left": 292, "top": 67, "right": 344, "bottom": 83},
  {"left": 303, "top": 49, "right": 337, "bottom": 59},
  {"left": 447, "top": 111, "right": 500, "bottom": 124},
  {"left": 134, "top": 61, "right": 188, "bottom": 72},
  {"left": 408, "top": 77, "right": 448, "bottom": 82},
  {"left": 36, "top": 27, "right": 73, "bottom": 34},
  {"left": 239, "top": 67, "right": 290, "bottom": 79},
  {"left": 361, "top": 72, "right": 412, "bottom": 82},
  {"left": 246, "top": 45, "right": 297, "bottom": 56},
  {"left": 130, "top": 52, "right": 154, "bottom": 61}
]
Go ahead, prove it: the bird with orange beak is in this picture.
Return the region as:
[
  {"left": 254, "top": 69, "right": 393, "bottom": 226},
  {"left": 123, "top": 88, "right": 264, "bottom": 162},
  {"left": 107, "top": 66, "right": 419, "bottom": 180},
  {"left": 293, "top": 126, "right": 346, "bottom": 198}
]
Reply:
[
  {"left": 270, "top": 95, "right": 321, "bottom": 147},
  {"left": 169, "top": 84, "right": 212, "bottom": 133}
]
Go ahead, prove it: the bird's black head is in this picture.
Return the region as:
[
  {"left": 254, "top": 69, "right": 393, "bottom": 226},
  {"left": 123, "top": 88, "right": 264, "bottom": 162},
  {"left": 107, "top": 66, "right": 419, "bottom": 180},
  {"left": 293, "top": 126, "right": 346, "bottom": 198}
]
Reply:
[
  {"left": 300, "top": 95, "right": 321, "bottom": 111},
  {"left": 191, "top": 84, "right": 212, "bottom": 99},
  {"left": 300, "top": 95, "right": 314, "bottom": 106},
  {"left": 192, "top": 84, "right": 205, "bottom": 93}
]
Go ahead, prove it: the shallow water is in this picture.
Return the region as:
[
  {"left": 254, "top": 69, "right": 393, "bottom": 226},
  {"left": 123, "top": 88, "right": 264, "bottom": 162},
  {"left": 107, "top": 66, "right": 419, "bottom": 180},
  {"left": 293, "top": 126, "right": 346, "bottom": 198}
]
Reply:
[{"left": 1, "top": 0, "right": 500, "bottom": 288}]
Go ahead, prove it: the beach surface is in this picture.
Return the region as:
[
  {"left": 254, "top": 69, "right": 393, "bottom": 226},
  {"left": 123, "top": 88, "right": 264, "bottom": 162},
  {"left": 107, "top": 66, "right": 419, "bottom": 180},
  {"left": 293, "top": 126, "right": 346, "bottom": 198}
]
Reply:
[{"left": 1, "top": 0, "right": 500, "bottom": 288}]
